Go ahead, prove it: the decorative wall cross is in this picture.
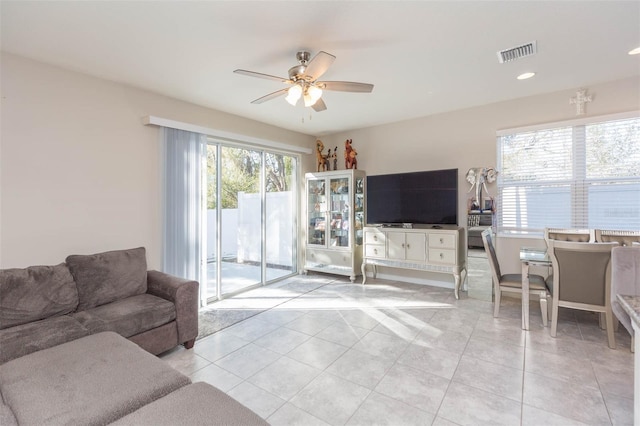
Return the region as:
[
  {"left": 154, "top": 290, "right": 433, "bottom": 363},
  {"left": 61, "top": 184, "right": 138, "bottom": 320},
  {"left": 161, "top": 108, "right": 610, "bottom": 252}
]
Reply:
[{"left": 570, "top": 88, "right": 592, "bottom": 115}]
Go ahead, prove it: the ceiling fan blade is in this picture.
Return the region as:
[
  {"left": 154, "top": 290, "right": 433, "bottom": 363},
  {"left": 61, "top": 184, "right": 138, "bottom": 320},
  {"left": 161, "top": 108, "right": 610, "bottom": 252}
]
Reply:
[
  {"left": 234, "top": 69, "right": 291, "bottom": 83},
  {"left": 312, "top": 97, "right": 327, "bottom": 112},
  {"left": 319, "top": 81, "right": 374, "bottom": 93},
  {"left": 304, "top": 51, "right": 336, "bottom": 81},
  {"left": 251, "top": 88, "right": 289, "bottom": 104}
]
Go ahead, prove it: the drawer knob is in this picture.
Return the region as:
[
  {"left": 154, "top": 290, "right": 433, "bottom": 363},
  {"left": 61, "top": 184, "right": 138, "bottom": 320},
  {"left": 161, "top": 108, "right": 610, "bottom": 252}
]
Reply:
[
  {"left": 440, "top": 238, "right": 444, "bottom": 244},
  {"left": 439, "top": 253, "right": 444, "bottom": 259},
  {"left": 406, "top": 244, "right": 411, "bottom": 249},
  {"left": 374, "top": 248, "right": 378, "bottom": 254},
  {"left": 374, "top": 236, "right": 378, "bottom": 241}
]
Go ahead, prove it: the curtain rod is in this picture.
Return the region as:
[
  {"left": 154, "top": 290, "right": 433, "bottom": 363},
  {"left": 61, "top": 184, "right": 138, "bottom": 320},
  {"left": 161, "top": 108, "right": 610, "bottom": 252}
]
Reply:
[{"left": 143, "top": 116, "right": 312, "bottom": 154}]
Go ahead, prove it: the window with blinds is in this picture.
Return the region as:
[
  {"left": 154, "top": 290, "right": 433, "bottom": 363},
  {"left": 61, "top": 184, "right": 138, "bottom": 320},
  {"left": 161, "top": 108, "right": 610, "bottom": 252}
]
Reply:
[{"left": 497, "top": 114, "right": 640, "bottom": 235}]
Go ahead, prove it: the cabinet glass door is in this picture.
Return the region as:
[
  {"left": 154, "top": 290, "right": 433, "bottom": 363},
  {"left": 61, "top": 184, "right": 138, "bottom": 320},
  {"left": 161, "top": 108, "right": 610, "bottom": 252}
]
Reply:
[
  {"left": 308, "top": 178, "right": 326, "bottom": 246},
  {"left": 329, "top": 177, "right": 350, "bottom": 248},
  {"left": 354, "top": 176, "right": 364, "bottom": 246}
]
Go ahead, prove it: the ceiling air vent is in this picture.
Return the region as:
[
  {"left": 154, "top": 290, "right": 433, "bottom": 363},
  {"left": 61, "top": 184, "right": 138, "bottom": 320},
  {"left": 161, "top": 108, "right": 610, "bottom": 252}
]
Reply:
[{"left": 497, "top": 41, "right": 537, "bottom": 63}]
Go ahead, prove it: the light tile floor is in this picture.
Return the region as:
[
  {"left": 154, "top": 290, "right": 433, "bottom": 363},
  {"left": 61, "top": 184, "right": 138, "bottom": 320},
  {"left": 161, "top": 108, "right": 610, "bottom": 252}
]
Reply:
[{"left": 161, "top": 274, "right": 634, "bottom": 426}]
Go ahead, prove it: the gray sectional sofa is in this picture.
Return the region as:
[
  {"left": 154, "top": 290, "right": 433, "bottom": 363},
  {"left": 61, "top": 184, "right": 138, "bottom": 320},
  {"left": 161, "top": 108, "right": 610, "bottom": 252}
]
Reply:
[
  {"left": 0, "top": 247, "right": 198, "bottom": 364},
  {"left": 0, "top": 247, "right": 268, "bottom": 425},
  {"left": 0, "top": 332, "right": 267, "bottom": 425}
]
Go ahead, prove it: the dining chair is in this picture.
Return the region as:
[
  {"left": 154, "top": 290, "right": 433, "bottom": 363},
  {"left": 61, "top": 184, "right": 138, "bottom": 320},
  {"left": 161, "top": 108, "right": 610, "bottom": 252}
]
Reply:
[
  {"left": 481, "top": 229, "right": 549, "bottom": 323},
  {"left": 544, "top": 228, "right": 596, "bottom": 280},
  {"left": 544, "top": 228, "right": 595, "bottom": 246},
  {"left": 611, "top": 246, "right": 640, "bottom": 352},
  {"left": 595, "top": 229, "right": 640, "bottom": 246},
  {"left": 547, "top": 240, "right": 619, "bottom": 349}
]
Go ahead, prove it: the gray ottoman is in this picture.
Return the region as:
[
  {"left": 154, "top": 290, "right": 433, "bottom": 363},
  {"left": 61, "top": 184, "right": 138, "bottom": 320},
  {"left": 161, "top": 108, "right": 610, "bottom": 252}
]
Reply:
[
  {"left": 112, "top": 382, "right": 268, "bottom": 425},
  {"left": 0, "top": 331, "right": 190, "bottom": 425}
]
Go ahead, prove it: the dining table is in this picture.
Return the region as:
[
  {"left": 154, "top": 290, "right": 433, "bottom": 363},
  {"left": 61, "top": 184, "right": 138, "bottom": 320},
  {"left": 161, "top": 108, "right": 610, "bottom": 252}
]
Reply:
[{"left": 519, "top": 247, "right": 551, "bottom": 330}]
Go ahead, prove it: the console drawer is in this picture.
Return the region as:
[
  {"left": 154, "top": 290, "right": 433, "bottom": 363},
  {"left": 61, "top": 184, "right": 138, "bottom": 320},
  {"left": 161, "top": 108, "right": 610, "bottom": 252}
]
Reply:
[
  {"left": 428, "top": 234, "right": 456, "bottom": 249},
  {"left": 428, "top": 248, "right": 456, "bottom": 265},
  {"left": 365, "top": 230, "right": 386, "bottom": 245},
  {"left": 364, "top": 244, "right": 385, "bottom": 258}
]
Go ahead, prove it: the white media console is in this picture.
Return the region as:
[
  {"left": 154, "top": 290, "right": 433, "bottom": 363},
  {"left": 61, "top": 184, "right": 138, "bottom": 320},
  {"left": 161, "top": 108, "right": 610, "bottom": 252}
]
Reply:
[{"left": 361, "top": 225, "right": 467, "bottom": 299}]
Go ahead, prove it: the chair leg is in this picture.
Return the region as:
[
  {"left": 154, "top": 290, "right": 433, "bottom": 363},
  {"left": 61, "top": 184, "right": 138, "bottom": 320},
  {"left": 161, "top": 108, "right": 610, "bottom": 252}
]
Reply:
[
  {"left": 539, "top": 291, "right": 548, "bottom": 327},
  {"left": 550, "top": 300, "right": 559, "bottom": 338},
  {"left": 493, "top": 287, "right": 501, "bottom": 318},
  {"left": 605, "top": 310, "right": 616, "bottom": 349},
  {"left": 599, "top": 312, "right": 606, "bottom": 330}
]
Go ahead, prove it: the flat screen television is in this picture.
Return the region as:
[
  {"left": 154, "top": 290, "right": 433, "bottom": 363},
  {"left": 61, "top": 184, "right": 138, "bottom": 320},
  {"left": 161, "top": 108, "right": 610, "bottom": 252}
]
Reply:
[{"left": 366, "top": 168, "right": 458, "bottom": 226}]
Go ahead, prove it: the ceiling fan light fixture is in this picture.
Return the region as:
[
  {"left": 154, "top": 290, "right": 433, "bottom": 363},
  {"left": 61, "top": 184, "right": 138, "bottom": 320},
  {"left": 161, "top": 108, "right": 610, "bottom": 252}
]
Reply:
[
  {"left": 285, "top": 84, "right": 302, "bottom": 106},
  {"left": 304, "top": 85, "right": 323, "bottom": 107},
  {"left": 303, "top": 93, "right": 314, "bottom": 107}
]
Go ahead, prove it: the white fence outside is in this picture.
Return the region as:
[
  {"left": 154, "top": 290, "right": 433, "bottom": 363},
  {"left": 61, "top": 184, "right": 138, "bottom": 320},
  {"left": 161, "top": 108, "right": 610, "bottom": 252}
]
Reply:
[{"left": 206, "top": 191, "right": 294, "bottom": 267}]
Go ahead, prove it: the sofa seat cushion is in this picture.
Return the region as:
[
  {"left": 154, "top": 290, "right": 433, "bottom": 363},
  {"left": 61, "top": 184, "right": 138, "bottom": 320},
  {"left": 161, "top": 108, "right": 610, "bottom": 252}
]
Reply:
[
  {"left": 0, "top": 332, "right": 190, "bottom": 426},
  {"left": 0, "top": 315, "right": 90, "bottom": 364},
  {"left": 0, "top": 263, "right": 78, "bottom": 329},
  {"left": 111, "top": 382, "right": 268, "bottom": 426},
  {"left": 72, "top": 293, "right": 176, "bottom": 338},
  {"left": 0, "top": 391, "right": 18, "bottom": 426},
  {"left": 66, "top": 247, "right": 148, "bottom": 311}
]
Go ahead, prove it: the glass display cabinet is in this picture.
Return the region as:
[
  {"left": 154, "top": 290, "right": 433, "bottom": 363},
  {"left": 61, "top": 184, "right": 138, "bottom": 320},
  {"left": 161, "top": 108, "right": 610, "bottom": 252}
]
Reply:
[{"left": 305, "top": 169, "right": 365, "bottom": 282}]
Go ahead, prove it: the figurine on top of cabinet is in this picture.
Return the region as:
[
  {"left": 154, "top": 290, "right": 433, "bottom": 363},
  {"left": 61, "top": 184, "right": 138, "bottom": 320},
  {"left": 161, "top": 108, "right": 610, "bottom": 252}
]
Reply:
[
  {"left": 344, "top": 139, "right": 358, "bottom": 169},
  {"left": 315, "top": 140, "right": 328, "bottom": 172},
  {"left": 332, "top": 146, "right": 338, "bottom": 171}
]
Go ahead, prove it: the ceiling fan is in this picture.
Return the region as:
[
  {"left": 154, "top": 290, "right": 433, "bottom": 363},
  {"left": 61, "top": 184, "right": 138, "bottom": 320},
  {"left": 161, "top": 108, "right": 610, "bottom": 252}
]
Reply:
[{"left": 234, "top": 51, "right": 374, "bottom": 112}]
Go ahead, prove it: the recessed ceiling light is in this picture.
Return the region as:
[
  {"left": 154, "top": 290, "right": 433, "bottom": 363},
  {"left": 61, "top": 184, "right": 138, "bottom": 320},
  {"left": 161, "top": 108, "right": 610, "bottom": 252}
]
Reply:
[
  {"left": 517, "top": 72, "right": 536, "bottom": 80},
  {"left": 629, "top": 47, "right": 640, "bottom": 55}
]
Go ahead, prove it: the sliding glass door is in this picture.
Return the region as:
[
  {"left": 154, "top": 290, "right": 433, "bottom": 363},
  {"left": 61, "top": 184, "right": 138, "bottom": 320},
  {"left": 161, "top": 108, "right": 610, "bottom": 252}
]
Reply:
[
  {"left": 205, "top": 142, "right": 298, "bottom": 303},
  {"left": 265, "top": 152, "right": 296, "bottom": 281},
  {"left": 220, "top": 146, "right": 263, "bottom": 296}
]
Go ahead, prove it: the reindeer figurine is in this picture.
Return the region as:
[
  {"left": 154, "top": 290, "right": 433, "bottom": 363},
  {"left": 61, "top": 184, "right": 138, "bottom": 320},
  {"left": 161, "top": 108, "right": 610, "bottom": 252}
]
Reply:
[
  {"left": 315, "top": 140, "right": 328, "bottom": 172},
  {"left": 344, "top": 139, "right": 358, "bottom": 169}
]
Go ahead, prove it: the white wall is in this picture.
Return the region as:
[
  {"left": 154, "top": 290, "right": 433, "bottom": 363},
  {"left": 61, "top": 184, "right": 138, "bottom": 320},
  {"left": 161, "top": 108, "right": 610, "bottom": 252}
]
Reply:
[
  {"left": 320, "top": 76, "right": 640, "bottom": 280},
  {"left": 0, "top": 53, "right": 315, "bottom": 269}
]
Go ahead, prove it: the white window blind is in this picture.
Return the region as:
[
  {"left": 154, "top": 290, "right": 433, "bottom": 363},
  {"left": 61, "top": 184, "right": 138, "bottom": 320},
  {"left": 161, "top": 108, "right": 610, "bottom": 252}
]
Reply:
[{"left": 497, "top": 115, "right": 640, "bottom": 235}]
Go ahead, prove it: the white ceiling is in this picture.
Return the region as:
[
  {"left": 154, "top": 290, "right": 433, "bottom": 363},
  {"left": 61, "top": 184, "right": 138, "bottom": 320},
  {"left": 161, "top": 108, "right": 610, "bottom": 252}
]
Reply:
[{"left": 2, "top": 1, "right": 639, "bottom": 136}]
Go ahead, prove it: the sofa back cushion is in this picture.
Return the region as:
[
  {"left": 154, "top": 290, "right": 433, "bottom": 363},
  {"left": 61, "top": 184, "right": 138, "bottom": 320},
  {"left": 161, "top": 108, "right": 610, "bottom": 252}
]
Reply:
[
  {"left": 66, "top": 247, "right": 147, "bottom": 311},
  {"left": 0, "top": 264, "right": 79, "bottom": 330}
]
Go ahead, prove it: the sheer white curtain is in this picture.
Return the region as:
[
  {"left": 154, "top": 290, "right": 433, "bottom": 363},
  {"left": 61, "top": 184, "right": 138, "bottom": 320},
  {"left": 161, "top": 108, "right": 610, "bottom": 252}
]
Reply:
[{"left": 161, "top": 128, "right": 206, "bottom": 283}]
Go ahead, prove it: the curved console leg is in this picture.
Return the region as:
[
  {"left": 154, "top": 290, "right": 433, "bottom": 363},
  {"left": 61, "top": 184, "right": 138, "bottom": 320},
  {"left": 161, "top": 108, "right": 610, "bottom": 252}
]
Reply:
[
  {"left": 361, "top": 262, "right": 367, "bottom": 285},
  {"left": 454, "top": 272, "right": 461, "bottom": 300}
]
